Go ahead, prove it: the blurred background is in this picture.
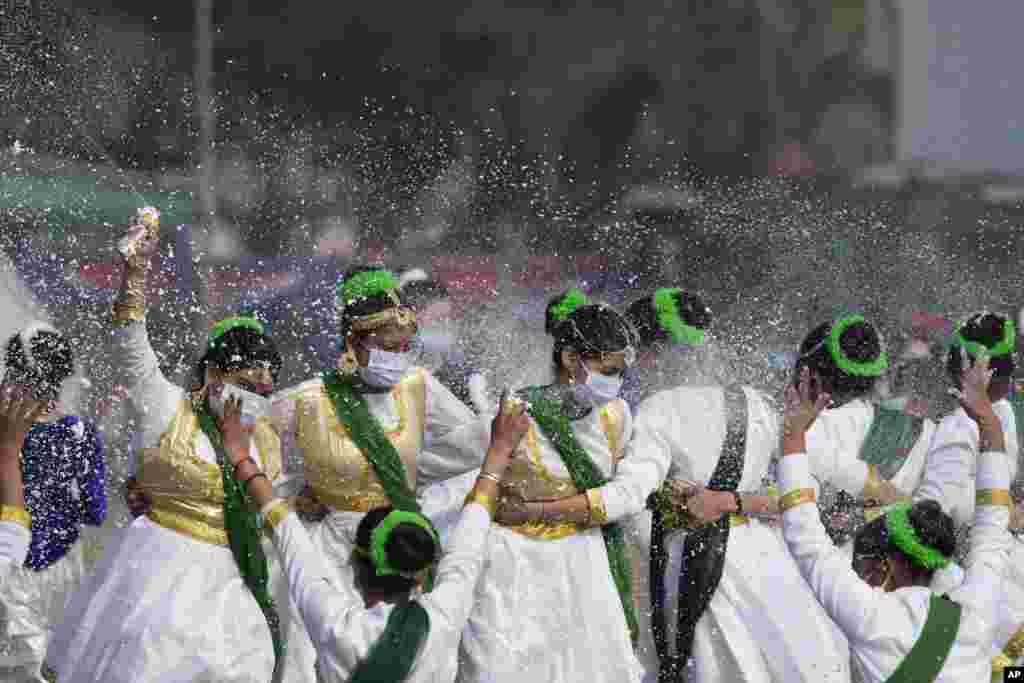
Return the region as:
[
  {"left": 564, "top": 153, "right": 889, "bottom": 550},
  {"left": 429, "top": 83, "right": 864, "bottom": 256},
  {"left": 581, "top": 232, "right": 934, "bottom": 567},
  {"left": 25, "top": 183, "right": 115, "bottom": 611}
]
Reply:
[{"left": 2, "top": 0, "right": 1024, "bottom": 520}]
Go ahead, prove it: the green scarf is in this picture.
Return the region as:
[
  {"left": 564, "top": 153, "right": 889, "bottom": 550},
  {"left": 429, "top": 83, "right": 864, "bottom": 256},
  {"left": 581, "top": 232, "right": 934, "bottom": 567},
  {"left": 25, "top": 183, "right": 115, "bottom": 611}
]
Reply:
[
  {"left": 321, "top": 369, "right": 433, "bottom": 682},
  {"left": 194, "top": 404, "right": 283, "bottom": 678},
  {"left": 521, "top": 388, "right": 639, "bottom": 644}
]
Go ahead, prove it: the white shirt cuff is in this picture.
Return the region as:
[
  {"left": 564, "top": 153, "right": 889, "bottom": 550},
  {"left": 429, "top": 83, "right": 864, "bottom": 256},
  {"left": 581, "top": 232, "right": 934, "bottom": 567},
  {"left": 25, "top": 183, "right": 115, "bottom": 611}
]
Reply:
[{"left": 977, "top": 451, "right": 1011, "bottom": 491}]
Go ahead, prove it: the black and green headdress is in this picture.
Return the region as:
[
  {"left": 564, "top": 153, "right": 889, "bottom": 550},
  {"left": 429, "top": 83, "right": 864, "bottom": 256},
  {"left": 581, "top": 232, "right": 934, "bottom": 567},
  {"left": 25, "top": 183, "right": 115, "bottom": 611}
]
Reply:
[
  {"left": 625, "top": 287, "right": 712, "bottom": 349},
  {"left": 800, "top": 314, "right": 888, "bottom": 376},
  {"left": 546, "top": 289, "right": 637, "bottom": 367},
  {"left": 948, "top": 311, "right": 1016, "bottom": 380},
  {"left": 337, "top": 267, "right": 417, "bottom": 338},
  {"left": 196, "top": 315, "right": 282, "bottom": 385}
]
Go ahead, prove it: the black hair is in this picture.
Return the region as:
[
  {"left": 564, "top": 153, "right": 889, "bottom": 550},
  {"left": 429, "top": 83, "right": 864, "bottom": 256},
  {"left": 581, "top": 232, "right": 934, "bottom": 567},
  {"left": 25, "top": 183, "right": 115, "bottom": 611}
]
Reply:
[
  {"left": 796, "top": 319, "right": 884, "bottom": 400},
  {"left": 193, "top": 326, "right": 282, "bottom": 389},
  {"left": 545, "top": 292, "right": 634, "bottom": 373},
  {"left": 947, "top": 312, "right": 1016, "bottom": 384},
  {"left": 353, "top": 506, "right": 439, "bottom": 597},
  {"left": 853, "top": 500, "right": 956, "bottom": 584},
  {"left": 5, "top": 329, "right": 74, "bottom": 400},
  {"left": 401, "top": 279, "right": 450, "bottom": 312},
  {"left": 625, "top": 289, "right": 712, "bottom": 349},
  {"left": 338, "top": 264, "right": 403, "bottom": 340}
]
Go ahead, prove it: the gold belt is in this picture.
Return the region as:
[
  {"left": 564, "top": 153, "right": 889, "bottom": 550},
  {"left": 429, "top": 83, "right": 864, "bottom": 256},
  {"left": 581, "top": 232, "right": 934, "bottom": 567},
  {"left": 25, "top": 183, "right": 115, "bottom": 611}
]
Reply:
[
  {"left": 500, "top": 519, "right": 583, "bottom": 540},
  {"left": 311, "top": 485, "right": 390, "bottom": 513},
  {"left": 147, "top": 506, "right": 228, "bottom": 547}
]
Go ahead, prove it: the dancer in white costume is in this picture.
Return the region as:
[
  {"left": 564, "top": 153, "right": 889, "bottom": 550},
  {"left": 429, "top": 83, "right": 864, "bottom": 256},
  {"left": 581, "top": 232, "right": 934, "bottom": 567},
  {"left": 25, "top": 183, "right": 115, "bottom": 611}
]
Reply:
[
  {"left": 907, "top": 313, "right": 1024, "bottom": 676},
  {"left": 0, "top": 326, "right": 107, "bottom": 683},
  {"left": 49, "top": 218, "right": 290, "bottom": 682},
  {"left": 635, "top": 364, "right": 849, "bottom": 677},
  {"left": 779, "top": 362, "right": 1010, "bottom": 682},
  {"left": 796, "top": 317, "right": 934, "bottom": 541},
  {"left": 223, "top": 390, "right": 529, "bottom": 682},
  {"left": 621, "top": 286, "right": 713, "bottom": 679},
  {"left": 456, "top": 292, "right": 662, "bottom": 683},
  {"left": 269, "top": 265, "right": 489, "bottom": 681}
]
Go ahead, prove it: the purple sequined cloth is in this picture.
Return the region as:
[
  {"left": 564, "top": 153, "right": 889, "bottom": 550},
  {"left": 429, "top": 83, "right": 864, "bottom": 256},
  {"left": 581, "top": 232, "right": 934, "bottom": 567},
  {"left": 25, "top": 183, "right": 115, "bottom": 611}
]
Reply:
[{"left": 20, "top": 416, "right": 107, "bottom": 571}]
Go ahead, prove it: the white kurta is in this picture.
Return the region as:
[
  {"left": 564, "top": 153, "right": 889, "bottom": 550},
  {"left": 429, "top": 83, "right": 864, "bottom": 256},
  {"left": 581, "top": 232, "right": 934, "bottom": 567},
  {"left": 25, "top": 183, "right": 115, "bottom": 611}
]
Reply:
[
  {"left": 457, "top": 398, "right": 659, "bottom": 683},
  {"left": 779, "top": 448, "right": 1011, "bottom": 682},
  {"left": 47, "top": 321, "right": 286, "bottom": 683},
  {"left": 270, "top": 502, "right": 491, "bottom": 682},
  {"left": 270, "top": 372, "right": 489, "bottom": 682},
  {"left": 805, "top": 398, "right": 936, "bottom": 499},
  {"left": 634, "top": 385, "right": 850, "bottom": 683}
]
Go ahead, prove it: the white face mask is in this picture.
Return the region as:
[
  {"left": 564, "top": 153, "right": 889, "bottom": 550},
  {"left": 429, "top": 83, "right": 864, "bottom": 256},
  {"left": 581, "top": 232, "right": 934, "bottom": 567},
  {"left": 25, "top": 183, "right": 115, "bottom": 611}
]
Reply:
[
  {"left": 575, "top": 362, "right": 623, "bottom": 405},
  {"left": 208, "top": 383, "right": 271, "bottom": 426},
  {"left": 359, "top": 348, "right": 410, "bottom": 387}
]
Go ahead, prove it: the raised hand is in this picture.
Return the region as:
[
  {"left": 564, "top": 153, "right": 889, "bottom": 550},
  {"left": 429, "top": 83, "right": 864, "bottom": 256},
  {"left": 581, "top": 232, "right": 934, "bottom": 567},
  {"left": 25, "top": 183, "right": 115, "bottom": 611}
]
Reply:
[
  {"left": 949, "top": 351, "right": 995, "bottom": 423},
  {"left": 489, "top": 391, "right": 530, "bottom": 456},
  {"left": 783, "top": 366, "right": 831, "bottom": 438},
  {"left": 0, "top": 390, "right": 47, "bottom": 453},
  {"left": 218, "top": 395, "right": 254, "bottom": 465},
  {"left": 117, "top": 216, "right": 161, "bottom": 270}
]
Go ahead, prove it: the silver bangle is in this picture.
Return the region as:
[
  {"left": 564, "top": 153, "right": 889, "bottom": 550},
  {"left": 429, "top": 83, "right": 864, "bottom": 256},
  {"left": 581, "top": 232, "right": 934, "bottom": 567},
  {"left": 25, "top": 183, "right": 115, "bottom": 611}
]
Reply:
[{"left": 479, "top": 471, "right": 502, "bottom": 485}]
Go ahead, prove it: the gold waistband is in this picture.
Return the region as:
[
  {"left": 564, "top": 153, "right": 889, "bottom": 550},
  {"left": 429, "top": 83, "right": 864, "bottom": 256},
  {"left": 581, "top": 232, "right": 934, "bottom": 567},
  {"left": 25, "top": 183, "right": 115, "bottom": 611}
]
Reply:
[
  {"left": 147, "top": 506, "right": 228, "bottom": 547},
  {"left": 311, "top": 486, "right": 390, "bottom": 514},
  {"left": 500, "top": 519, "right": 583, "bottom": 540}
]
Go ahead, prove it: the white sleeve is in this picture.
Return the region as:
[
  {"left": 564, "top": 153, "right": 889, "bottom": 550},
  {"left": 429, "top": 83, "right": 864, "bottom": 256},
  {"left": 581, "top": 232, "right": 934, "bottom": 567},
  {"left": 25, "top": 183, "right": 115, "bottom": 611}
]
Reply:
[
  {"left": 114, "top": 321, "right": 184, "bottom": 468},
  {"left": 954, "top": 450, "right": 1011, "bottom": 631},
  {"left": 418, "top": 504, "right": 492, "bottom": 634},
  {"left": 417, "top": 372, "right": 490, "bottom": 490},
  {"left": 913, "top": 414, "right": 976, "bottom": 525},
  {"left": 0, "top": 521, "right": 30, "bottom": 568},
  {"left": 779, "top": 451, "right": 891, "bottom": 643},
  {"left": 270, "top": 510, "right": 382, "bottom": 668},
  {"left": 804, "top": 406, "right": 870, "bottom": 496},
  {"left": 598, "top": 399, "right": 672, "bottom": 522}
]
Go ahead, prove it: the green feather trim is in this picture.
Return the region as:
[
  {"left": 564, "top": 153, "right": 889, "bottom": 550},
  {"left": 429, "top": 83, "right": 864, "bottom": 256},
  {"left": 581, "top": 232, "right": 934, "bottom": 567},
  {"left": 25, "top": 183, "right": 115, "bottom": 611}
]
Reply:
[
  {"left": 884, "top": 502, "right": 951, "bottom": 571},
  {"left": 550, "top": 289, "right": 590, "bottom": 324},
  {"left": 194, "top": 403, "right": 284, "bottom": 676},
  {"left": 520, "top": 387, "right": 639, "bottom": 644},
  {"left": 954, "top": 316, "right": 1016, "bottom": 358},
  {"left": 653, "top": 288, "right": 706, "bottom": 346},
  {"left": 208, "top": 316, "right": 264, "bottom": 345},
  {"left": 338, "top": 270, "right": 400, "bottom": 307},
  {"left": 827, "top": 315, "right": 888, "bottom": 377}
]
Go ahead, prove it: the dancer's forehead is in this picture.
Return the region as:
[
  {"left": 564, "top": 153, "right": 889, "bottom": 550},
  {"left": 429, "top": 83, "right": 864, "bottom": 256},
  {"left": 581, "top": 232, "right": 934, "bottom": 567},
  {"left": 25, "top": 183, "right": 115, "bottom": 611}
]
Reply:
[{"left": 356, "top": 323, "right": 415, "bottom": 348}]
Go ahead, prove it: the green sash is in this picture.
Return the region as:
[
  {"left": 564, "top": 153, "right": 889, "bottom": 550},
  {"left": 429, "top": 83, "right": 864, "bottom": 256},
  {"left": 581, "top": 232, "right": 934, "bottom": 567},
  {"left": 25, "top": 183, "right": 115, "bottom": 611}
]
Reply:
[
  {"left": 884, "top": 594, "right": 961, "bottom": 683},
  {"left": 321, "top": 370, "right": 433, "bottom": 683},
  {"left": 195, "top": 405, "right": 284, "bottom": 679},
  {"left": 520, "top": 388, "right": 639, "bottom": 644},
  {"left": 860, "top": 405, "right": 925, "bottom": 480}
]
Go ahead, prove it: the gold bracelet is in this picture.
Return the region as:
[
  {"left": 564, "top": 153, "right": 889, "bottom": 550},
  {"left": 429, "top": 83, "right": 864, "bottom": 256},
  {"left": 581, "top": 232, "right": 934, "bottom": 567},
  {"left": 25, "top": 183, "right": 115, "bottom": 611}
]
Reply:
[
  {"left": 778, "top": 488, "right": 817, "bottom": 512},
  {"left": 464, "top": 490, "right": 497, "bottom": 518},
  {"left": 0, "top": 505, "right": 31, "bottom": 530},
  {"left": 478, "top": 471, "right": 502, "bottom": 485},
  {"left": 977, "top": 488, "right": 1013, "bottom": 508},
  {"left": 262, "top": 499, "right": 293, "bottom": 532},
  {"left": 585, "top": 489, "right": 609, "bottom": 526}
]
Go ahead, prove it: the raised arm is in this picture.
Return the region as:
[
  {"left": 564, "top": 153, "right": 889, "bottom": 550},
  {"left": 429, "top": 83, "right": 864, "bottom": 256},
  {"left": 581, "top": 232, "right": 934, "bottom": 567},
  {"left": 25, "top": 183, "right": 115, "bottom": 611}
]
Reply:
[
  {"left": 946, "top": 358, "right": 1011, "bottom": 629},
  {"left": 111, "top": 219, "right": 182, "bottom": 454},
  {"left": 779, "top": 370, "right": 893, "bottom": 642}
]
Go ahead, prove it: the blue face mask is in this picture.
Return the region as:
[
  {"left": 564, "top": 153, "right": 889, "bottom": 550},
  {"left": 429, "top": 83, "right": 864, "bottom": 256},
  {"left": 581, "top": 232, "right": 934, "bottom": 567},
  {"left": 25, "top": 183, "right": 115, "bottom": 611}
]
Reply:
[
  {"left": 574, "top": 362, "right": 623, "bottom": 405},
  {"left": 359, "top": 348, "right": 410, "bottom": 387}
]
